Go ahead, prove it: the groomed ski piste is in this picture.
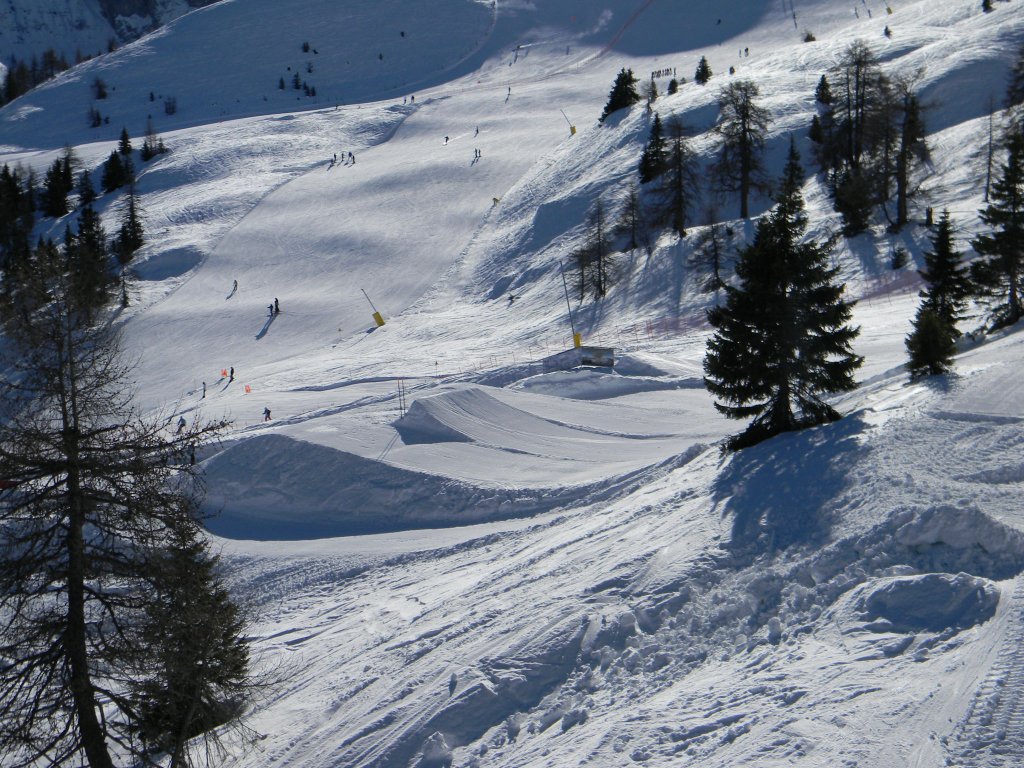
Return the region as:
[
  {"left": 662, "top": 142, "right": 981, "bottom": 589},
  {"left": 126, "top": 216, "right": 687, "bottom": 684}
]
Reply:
[{"left": 4, "top": 0, "right": 1024, "bottom": 765}]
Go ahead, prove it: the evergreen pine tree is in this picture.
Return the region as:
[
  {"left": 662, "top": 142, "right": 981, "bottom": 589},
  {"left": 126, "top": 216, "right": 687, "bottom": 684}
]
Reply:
[
  {"left": 971, "top": 129, "right": 1024, "bottom": 328},
  {"left": 815, "top": 74, "right": 833, "bottom": 105},
  {"left": 694, "top": 56, "right": 712, "bottom": 85},
  {"left": 132, "top": 518, "right": 250, "bottom": 768},
  {"left": 66, "top": 204, "right": 110, "bottom": 311},
  {"left": 638, "top": 112, "right": 668, "bottom": 183},
  {"left": 599, "top": 68, "right": 640, "bottom": 123},
  {"left": 41, "top": 158, "right": 70, "bottom": 218},
  {"left": 667, "top": 77, "right": 679, "bottom": 95},
  {"left": 78, "top": 170, "right": 96, "bottom": 206},
  {"left": 919, "top": 210, "right": 970, "bottom": 330},
  {"left": 905, "top": 211, "right": 970, "bottom": 377},
  {"left": 114, "top": 182, "right": 144, "bottom": 266},
  {"left": 118, "top": 126, "right": 132, "bottom": 155},
  {"left": 101, "top": 151, "right": 126, "bottom": 194},
  {"left": 906, "top": 309, "right": 956, "bottom": 379},
  {"left": 704, "top": 139, "right": 862, "bottom": 450}
]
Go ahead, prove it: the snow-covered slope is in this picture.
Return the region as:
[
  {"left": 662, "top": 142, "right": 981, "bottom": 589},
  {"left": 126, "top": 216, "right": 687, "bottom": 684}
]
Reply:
[
  {"left": 4, "top": 0, "right": 1024, "bottom": 766},
  {"left": 0, "top": 0, "right": 219, "bottom": 70}
]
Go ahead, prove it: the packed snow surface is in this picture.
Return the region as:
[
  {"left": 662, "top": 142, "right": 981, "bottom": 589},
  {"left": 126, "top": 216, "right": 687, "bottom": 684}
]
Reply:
[{"left": 5, "top": 0, "right": 1024, "bottom": 766}]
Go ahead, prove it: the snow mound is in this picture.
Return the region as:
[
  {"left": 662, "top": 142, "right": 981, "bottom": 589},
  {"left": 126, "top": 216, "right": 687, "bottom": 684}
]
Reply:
[
  {"left": 510, "top": 368, "right": 700, "bottom": 400},
  {"left": 201, "top": 433, "right": 580, "bottom": 539},
  {"left": 894, "top": 504, "right": 1024, "bottom": 557},
  {"left": 845, "top": 573, "right": 1000, "bottom": 634}
]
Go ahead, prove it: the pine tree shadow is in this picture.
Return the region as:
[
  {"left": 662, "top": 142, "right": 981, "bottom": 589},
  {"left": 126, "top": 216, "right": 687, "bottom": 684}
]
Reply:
[{"left": 713, "top": 414, "right": 869, "bottom": 553}]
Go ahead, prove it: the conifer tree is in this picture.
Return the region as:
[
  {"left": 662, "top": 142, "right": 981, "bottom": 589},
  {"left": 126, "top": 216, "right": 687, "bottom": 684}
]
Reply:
[
  {"left": 906, "top": 309, "right": 956, "bottom": 378},
  {"left": 971, "top": 129, "right": 1024, "bottom": 328},
  {"left": 714, "top": 79, "right": 770, "bottom": 219},
  {"left": 132, "top": 519, "right": 250, "bottom": 768},
  {"left": 906, "top": 211, "right": 970, "bottom": 377},
  {"left": 704, "top": 139, "right": 862, "bottom": 449},
  {"left": 0, "top": 245, "right": 236, "bottom": 768},
  {"left": 815, "top": 74, "right": 833, "bottom": 106},
  {"left": 919, "top": 210, "right": 970, "bottom": 330},
  {"left": 66, "top": 204, "right": 110, "bottom": 311},
  {"left": 41, "top": 157, "right": 71, "bottom": 217},
  {"left": 638, "top": 112, "right": 668, "bottom": 183},
  {"left": 651, "top": 117, "right": 698, "bottom": 237},
  {"left": 118, "top": 126, "right": 133, "bottom": 155},
  {"left": 78, "top": 169, "right": 97, "bottom": 206},
  {"left": 599, "top": 68, "right": 640, "bottom": 123},
  {"left": 694, "top": 56, "right": 712, "bottom": 85},
  {"left": 101, "top": 150, "right": 126, "bottom": 194}
]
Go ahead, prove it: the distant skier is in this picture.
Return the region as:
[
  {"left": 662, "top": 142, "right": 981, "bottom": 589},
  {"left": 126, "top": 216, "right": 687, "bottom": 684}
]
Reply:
[
  {"left": 176, "top": 416, "right": 186, "bottom": 434},
  {"left": 202, "top": 381, "right": 206, "bottom": 398},
  {"left": 263, "top": 407, "right": 272, "bottom": 422},
  {"left": 268, "top": 303, "right": 274, "bottom": 316},
  {"left": 444, "top": 135, "right": 449, "bottom": 144},
  {"left": 507, "top": 293, "right": 516, "bottom": 305},
  {"left": 229, "top": 367, "right": 234, "bottom": 383},
  {"left": 274, "top": 297, "right": 280, "bottom": 314},
  {"left": 475, "top": 126, "right": 479, "bottom": 136},
  {"left": 349, "top": 151, "right": 355, "bottom": 163},
  {"left": 233, "top": 279, "right": 238, "bottom": 292}
]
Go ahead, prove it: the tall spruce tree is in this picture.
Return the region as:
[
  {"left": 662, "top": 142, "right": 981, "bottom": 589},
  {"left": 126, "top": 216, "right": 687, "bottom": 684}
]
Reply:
[
  {"left": 638, "top": 112, "right": 668, "bottom": 183},
  {"left": 101, "top": 150, "right": 126, "bottom": 194},
  {"left": 906, "top": 309, "right": 956, "bottom": 378},
  {"left": 971, "top": 128, "right": 1024, "bottom": 328},
  {"left": 704, "top": 139, "right": 862, "bottom": 449},
  {"left": 132, "top": 519, "right": 250, "bottom": 768},
  {"left": 66, "top": 204, "right": 110, "bottom": 312},
  {"left": 599, "top": 68, "right": 640, "bottom": 123},
  {"left": 694, "top": 56, "right": 712, "bottom": 85},
  {"left": 906, "top": 211, "right": 970, "bottom": 377}
]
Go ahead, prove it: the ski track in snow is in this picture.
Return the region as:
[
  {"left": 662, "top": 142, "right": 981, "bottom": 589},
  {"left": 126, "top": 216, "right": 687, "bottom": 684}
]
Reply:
[{"left": 947, "top": 577, "right": 1024, "bottom": 767}]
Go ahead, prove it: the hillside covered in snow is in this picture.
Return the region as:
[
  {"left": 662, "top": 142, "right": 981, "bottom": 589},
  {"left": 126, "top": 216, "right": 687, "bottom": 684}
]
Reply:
[{"left": 4, "top": 0, "right": 1024, "bottom": 766}]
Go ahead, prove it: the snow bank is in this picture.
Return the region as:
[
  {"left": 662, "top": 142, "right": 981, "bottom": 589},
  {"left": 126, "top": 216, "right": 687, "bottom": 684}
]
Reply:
[{"left": 845, "top": 572, "right": 1000, "bottom": 634}]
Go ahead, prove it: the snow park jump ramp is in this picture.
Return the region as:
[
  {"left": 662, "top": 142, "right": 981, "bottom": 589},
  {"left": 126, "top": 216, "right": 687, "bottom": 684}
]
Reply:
[{"left": 201, "top": 385, "right": 705, "bottom": 539}]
